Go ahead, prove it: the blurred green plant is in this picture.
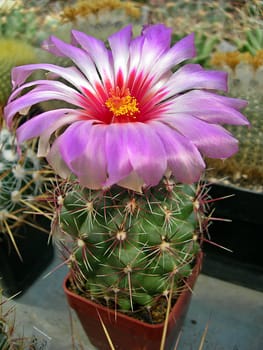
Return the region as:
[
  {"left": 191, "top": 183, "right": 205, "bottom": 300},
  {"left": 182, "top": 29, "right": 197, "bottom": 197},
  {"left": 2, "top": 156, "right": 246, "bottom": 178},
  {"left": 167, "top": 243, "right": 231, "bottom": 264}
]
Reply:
[
  {"left": 0, "top": 1, "right": 41, "bottom": 44},
  {"left": 235, "top": 28, "right": 263, "bottom": 55},
  {"left": 0, "top": 38, "right": 38, "bottom": 108},
  {"left": 192, "top": 32, "right": 219, "bottom": 67}
]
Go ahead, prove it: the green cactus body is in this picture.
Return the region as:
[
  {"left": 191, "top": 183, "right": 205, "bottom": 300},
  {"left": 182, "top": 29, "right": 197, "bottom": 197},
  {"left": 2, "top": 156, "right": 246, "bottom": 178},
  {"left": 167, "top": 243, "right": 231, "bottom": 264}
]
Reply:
[
  {"left": 237, "top": 29, "right": 263, "bottom": 56},
  {"left": 0, "top": 128, "right": 46, "bottom": 238},
  {"left": 59, "top": 179, "right": 206, "bottom": 318},
  {"left": 0, "top": 3, "right": 44, "bottom": 45}
]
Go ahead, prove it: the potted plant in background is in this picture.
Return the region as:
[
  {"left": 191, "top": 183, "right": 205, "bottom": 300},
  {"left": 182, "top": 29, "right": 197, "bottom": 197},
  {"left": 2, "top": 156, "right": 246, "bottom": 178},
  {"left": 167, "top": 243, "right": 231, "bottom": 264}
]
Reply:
[
  {"left": 202, "top": 29, "right": 263, "bottom": 291},
  {"left": 4, "top": 23, "right": 248, "bottom": 349},
  {"left": 0, "top": 124, "right": 54, "bottom": 297},
  {"left": 0, "top": 1, "right": 59, "bottom": 298}
]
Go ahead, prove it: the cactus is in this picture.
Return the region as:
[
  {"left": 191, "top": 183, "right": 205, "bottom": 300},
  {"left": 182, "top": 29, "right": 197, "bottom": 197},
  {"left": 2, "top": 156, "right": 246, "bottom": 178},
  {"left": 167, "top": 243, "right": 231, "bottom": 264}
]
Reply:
[
  {"left": 57, "top": 178, "right": 208, "bottom": 319},
  {"left": 206, "top": 91, "right": 263, "bottom": 190},
  {"left": 208, "top": 54, "right": 263, "bottom": 189},
  {"left": 60, "top": 0, "right": 141, "bottom": 23},
  {"left": 49, "top": 0, "right": 142, "bottom": 43},
  {"left": 0, "top": 1, "right": 39, "bottom": 43},
  {"left": 191, "top": 32, "right": 219, "bottom": 67},
  {"left": 236, "top": 29, "right": 263, "bottom": 56},
  {"left": 0, "top": 1, "right": 50, "bottom": 46},
  {"left": 0, "top": 39, "right": 38, "bottom": 107},
  {"left": 0, "top": 128, "right": 51, "bottom": 257}
]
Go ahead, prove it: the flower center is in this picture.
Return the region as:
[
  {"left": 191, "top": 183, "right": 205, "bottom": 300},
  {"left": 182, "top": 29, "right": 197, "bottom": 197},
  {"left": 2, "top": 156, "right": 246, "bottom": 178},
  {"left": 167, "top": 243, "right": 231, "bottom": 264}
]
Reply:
[{"left": 105, "top": 87, "right": 139, "bottom": 122}]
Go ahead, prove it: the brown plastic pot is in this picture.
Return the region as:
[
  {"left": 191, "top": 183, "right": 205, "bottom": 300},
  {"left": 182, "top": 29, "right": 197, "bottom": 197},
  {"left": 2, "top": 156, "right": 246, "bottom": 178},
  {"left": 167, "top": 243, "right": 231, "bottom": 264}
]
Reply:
[{"left": 63, "top": 253, "right": 203, "bottom": 350}]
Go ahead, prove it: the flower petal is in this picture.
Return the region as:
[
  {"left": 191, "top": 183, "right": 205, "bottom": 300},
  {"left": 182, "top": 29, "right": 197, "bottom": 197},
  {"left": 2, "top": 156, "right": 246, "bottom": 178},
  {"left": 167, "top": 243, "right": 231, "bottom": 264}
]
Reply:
[
  {"left": 42, "top": 35, "right": 106, "bottom": 98},
  {"left": 16, "top": 108, "right": 82, "bottom": 144},
  {"left": 117, "top": 171, "right": 145, "bottom": 193},
  {"left": 104, "top": 124, "right": 133, "bottom": 187},
  {"left": 124, "top": 123, "right": 167, "bottom": 187},
  {"left": 5, "top": 81, "right": 85, "bottom": 127},
  {"left": 37, "top": 113, "right": 81, "bottom": 157},
  {"left": 150, "top": 33, "right": 196, "bottom": 81},
  {"left": 70, "top": 125, "right": 108, "bottom": 189},
  {"left": 162, "top": 114, "right": 239, "bottom": 158},
  {"left": 152, "top": 121, "right": 205, "bottom": 183},
  {"left": 108, "top": 25, "right": 132, "bottom": 85},
  {"left": 11, "top": 63, "right": 93, "bottom": 92},
  {"left": 71, "top": 30, "right": 114, "bottom": 89},
  {"left": 58, "top": 120, "right": 93, "bottom": 168},
  {"left": 167, "top": 90, "right": 249, "bottom": 125},
  {"left": 164, "top": 64, "right": 228, "bottom": 97}
]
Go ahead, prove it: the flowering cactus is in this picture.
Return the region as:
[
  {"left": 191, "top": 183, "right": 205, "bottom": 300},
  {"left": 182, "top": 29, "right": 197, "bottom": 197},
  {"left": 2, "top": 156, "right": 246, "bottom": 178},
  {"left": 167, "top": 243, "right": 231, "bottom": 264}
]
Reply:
[{"left": 4, "top": 24, "right": 248, "bottom": 318}]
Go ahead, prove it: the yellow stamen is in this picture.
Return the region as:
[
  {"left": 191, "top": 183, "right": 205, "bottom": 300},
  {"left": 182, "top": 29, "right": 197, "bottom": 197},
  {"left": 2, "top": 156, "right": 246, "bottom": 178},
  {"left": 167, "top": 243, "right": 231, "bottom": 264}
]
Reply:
[{"left": 105, "top": 87, "right": 139, "bottom": 120}]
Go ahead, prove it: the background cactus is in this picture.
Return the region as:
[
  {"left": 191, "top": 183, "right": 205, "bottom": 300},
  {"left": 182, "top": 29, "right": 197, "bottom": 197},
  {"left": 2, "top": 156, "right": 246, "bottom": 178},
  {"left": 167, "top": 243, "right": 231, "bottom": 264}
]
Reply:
[
  {"left": 57, "top": 179, "right": 208, "bottom": 320},
  {"left": 0, "top": 0, "right": 58, "bottom": 46},
  {"left": 207, "top": 53, "right": 263, "bottom": 191},
  {"left": 0, "top": 127, "right": 51, "bottom": 258},
  {"left": 0, "top": 39, "right": 38, "bottom": 108},
  {"left": 46, "top": 0, "right": 142, "bottom": 43},
  {"left": 235, "top": 28, "right": 263, "bottom": 55},
  {"left": 191, "top": 32, "right": 220, "bottom": 67}
]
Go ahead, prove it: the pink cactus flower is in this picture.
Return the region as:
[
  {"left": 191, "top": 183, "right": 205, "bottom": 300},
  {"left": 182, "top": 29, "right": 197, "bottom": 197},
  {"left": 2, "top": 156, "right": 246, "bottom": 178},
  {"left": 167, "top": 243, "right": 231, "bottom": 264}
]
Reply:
[{"left": 4, "top": 24, "right": 248, "bottom": 191}]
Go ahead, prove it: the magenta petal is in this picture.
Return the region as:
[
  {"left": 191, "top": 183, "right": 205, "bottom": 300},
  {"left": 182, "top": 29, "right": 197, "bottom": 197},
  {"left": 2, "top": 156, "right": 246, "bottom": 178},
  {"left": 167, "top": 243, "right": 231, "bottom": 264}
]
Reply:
[
  {"left": 163, "top": 114, "right": 239, "bottom": 158},
  {"left": 11, "top": 64, "right": 91, "bottom": 91},
  {"left": 16, "top": 109, "right": 80, "bottom": 144},
  {"left": 169, "top": 90, "right": 249, "bottom": 125},
  {"left": 104, "top": 124, "right": 132, "bottom": 187},
  {"left": 124, "top": 123, "right": 167, "bottom": 186},
  {"left": 42, "top": 36, "right": 65, "bottom": 56},
  {"left": 153, "top": 121, "right": 205, "bottom": 183},
  {"left": 142, "top": 24, "right": 172, "bottom": 51},
  {"left": 165, "top": 64, "right": 228, "bottom": 96},
  {"left": 108, "top": 25, "right": 132, "bottom": 83},
  {"left": 59, "top": 120, "right": 93, "bottom": 167},
  {"left": 151, "top": 33, "right": 196, "bottom": 81},
  {"left": 37, "top": 113, "right": 80, "bottom": 157},
  {"left": 140, "top": 24, "right": 172, "bottom": 64},
  {"left": 70, "top": 124, "right": 107, "bottom": 189},
  {"left": 129, "top": 25, "right": 172, "bottom": 88},
  {"left": 4, "top": 83, "right": 83, "bottom": 127},
  {"left": 43, "top": 36, "right": 105, "bottom": 92},
  {"left": 71, "top": 30, "right": 114, "bottom": 86}
]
